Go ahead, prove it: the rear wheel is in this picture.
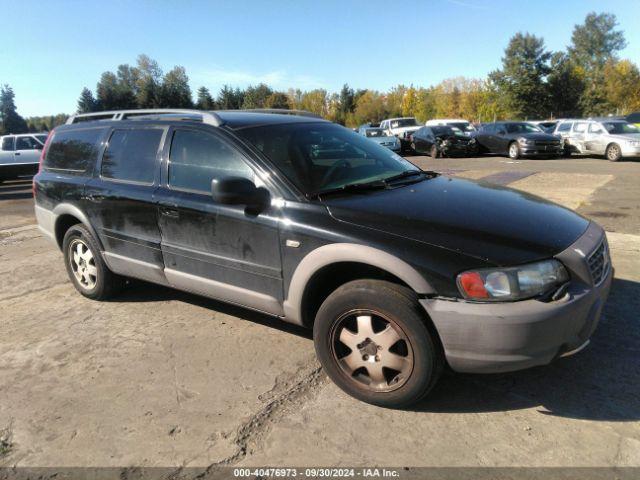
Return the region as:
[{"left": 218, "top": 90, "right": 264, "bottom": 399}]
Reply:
[
  {"left": 63, "top": 224, "right": 124, "bottom": 300},
  {"left": 314, "top": 280, "right": 443, "bottom": 408},
  {"left": 508, "top": 142, "right": 520, "bottom": 159},
  {"left": 606, "top": 143, "right": 622, "bottom": 162},
  {"left": 430, "top": 145, "right": 440, "bottom": 158}
]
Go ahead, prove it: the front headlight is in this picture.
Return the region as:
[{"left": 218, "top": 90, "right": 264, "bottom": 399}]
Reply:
[
  {"left": 517, "top": 137, "right": 534, "bottom": 145},
  {"left": 456, "top": 259, "right": 569, "bottom": 301}
]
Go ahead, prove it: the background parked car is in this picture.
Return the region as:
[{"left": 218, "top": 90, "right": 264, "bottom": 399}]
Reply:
[
  {"left": 357, "top": 126, "right": 401, "bottom": 152},
  {"left": 0, "top": 133, "right": 48, "bottom": 183},
  {"left": 553, "top": 118, "right": 640, "bottom": 161},
  {"left": 529, "top": 120, "right": 559, "bottom": 134},
  {"left": 425, "top": 118, "right": 477, "bottom": 136},
  {"left": 474, "top": 122, "right": 563, "bottom": 159},
  {"left": 380, "top": 117, "right": 422, "bottom": 151},
  {"left": 626, "top": 112, "right": 640, "bottom": 127},
  {"left": 410, "top": 126, "right": 477, "bottom": 157}
]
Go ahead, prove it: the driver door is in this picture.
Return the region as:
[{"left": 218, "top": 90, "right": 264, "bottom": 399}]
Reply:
[
  {"left": 154, "top": 126, "right": 284, "bottom": 315},
  {"left": 585, "top": 123, "right": 607, "bottom": 154}
]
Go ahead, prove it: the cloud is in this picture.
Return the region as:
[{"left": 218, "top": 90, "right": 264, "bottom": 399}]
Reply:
[{"left": 190, "top": 67, "right": 326, "bottom": 91}]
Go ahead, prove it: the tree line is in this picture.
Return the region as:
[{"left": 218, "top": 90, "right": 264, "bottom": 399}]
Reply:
[{"left": 1, "top": 11, "right": 639, "bottom": 135}]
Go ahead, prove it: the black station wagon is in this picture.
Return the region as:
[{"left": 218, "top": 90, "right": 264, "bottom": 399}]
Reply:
[{"left": 34, "top": 109, "right": 612, "bottom": 407}]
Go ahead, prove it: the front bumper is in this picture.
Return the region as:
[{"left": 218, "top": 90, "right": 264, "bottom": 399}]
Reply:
[
  {"left": 620, "top": 145, "right": 640, "bottom": 157},
  {"left": 519, "top": 145, "right": 563, "bottom": 156},
  {"left": 421, "top": 222, "right": 612, "bottom": 373}
]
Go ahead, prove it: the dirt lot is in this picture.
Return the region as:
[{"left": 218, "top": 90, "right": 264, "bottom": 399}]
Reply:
[{"left": 1, "top": 155, "right": 639, "bottom": 470}]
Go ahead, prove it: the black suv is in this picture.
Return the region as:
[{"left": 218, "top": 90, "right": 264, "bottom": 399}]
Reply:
[{"left": 34, "top": 109, "right": 612, "bottom": 407}]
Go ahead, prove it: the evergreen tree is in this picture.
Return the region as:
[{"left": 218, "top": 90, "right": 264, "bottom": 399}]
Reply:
[
  {"left": 77, "top": 87, "right": 97, "bottom": 113},
  {"left": 490, "top": 33, "right": 551, "bottom": 118},
  {"left": 242, "top": 84, "right": 273, "bottom": 109},
  {"left": 159, "top": 66, "right": 193, "bottom": 108},
  {"left": 195, "top": 86, "right": 216, "bottom": 110},
  {"left": 569, "top": 12, "right": 627, "bottom": 115},
  {"left": 264, "top": 92, "right": 290, "bottom": 109},
  {"left": 135, "top": 54, "right": 163, "bottom": 108},
  {"left": 0, "top": 84, "right": 28, "bottom": 134},
  {"left": 546, "top": 53, "right": 584, "bottom": 118}
]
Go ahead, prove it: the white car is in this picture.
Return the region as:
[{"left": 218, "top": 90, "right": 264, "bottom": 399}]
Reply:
[
  {"left": 553, "top": 119, "right": 640, "bottom": 161},
  {"left": 380, "top": 117, "right": 422, "bottom": 150},
  {"left": 425, "top": 119, "right": 477, "bottom": 136},
  {"left": 0, "top": 133, "right": 48, "bottom": 183}
]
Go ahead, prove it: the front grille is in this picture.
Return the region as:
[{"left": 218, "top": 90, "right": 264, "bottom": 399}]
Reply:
[
  {"left": 535, "top": 140, "right": 561, "bottom": 146},
  {"left": 587, "top": 238, "right": 610, "bottom": 285}
]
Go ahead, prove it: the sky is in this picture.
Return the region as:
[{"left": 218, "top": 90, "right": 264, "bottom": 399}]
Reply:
[{"left": 1, "top": 0, "right": 639, "bottom": 117}]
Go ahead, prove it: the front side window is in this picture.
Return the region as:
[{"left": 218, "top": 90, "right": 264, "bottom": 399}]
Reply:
[
  {"left": 101, "top": 128, "right": 163, "bottom": 183},
  {"left": 15, "top": 136, "right": 42, "bottom": 150},
  {"left": 169, "top": 129, "right": 254, "bottom": 193},
  {"left": 1, "top": 136, "right": 14, "bottom": 151},
  {"left": 238, "top": 122, "right": 419, "bottom": 194},
  {"left": 557, "top": 122, "right": 572, "bottom": 132},
  {"left": 573, "top": 122, "right": 588, "bottom": 133},
  {"left": 588, "top": 123, "right": 605, "bottom": 134},
  {"left": 45, "top": 128, "right": 102, "bottom": 172}
]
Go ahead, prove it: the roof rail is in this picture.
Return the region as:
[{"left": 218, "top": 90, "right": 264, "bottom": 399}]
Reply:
[
  {"left": 65, "top": 109, "right": 224, "bottom": 127},
  {"left": 240, "top": 108, "right": 322, "bottom": 119}
]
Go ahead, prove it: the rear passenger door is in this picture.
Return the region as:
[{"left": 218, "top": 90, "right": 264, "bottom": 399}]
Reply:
[
  {"left": 154, "top": 126, "right": 284, "bottom": 315},
  {"left": 15, "top": 136, "right": 43, "bottom": 165},
  {"left": 83, "top": 126, "right": 167, "bottom": 284}
]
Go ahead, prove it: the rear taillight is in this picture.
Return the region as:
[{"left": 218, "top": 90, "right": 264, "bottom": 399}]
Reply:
[{"left": 33, "top": 130, "right": 54, "bottom": 197}]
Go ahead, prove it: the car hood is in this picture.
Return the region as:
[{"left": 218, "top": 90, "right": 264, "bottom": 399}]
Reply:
[
  {"left": 609, "top": 133, "right": 640, "bottom": 142},
  {"left": 507, "top": 132, "right": 559, "bottom": 141},
  {"left": 323, "top": 175, "right": 590, "bottom": 266}
]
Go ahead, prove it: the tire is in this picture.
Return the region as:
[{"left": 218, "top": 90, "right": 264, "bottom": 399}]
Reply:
[
  {"left": 606, "top": 143, "right": 622, "bottom": 162},
  {"left": 313, "top": 279, "right": 443, "bottom": 408},
  {"left": 430, "top": 145, "right": 440, "bottom": 158},
  {"left": 508, "top": 142, "right": 520, "bottom": 159},
  {"left": 410, "top": 142, "right": 416, "bottom": 153},
  {"left": 62, "top": 224, "right": 124, "bottom": 300}
]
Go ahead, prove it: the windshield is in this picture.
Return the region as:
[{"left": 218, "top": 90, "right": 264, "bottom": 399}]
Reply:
[
  {"left": 448, "top": 122, "right": 475, "bottom": 132},
  {"left": 505, "top": 123, "right": 542, "bottom": 134},
  {"left": 34, "top": 134, "right": 48, "bottom": 144},
  {"left": 390, "top": 118, "right": 419, "bottom": 128},
  {"left": 365, "top": 128, "right": 386, "bottom": 137},
  {"left": 602, "top": 122, "right": 639, "bottom": 134},
  {"left": 238, "top": 123, "right": 419, "bottom": 194},
  {"left": 432, "top": 126, "right": 456, "bottom": 136}
]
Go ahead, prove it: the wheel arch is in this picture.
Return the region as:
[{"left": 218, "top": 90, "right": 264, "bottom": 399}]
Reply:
[
  {"left": 52, "top": 204, "right": 103, "bottom": 251},
  {"left": 283, "top": 243, "right": 435, "bottom": 327}
]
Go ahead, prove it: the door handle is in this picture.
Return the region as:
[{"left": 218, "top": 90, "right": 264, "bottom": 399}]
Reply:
[
  {"left": 14, "top": 152, "right": 20, "bottom": 156},
  {"left": 160, "top": 207, "right": 179, "bottom": 218}
]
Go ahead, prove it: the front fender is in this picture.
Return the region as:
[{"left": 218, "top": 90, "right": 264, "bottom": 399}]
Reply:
[{"left": 282, "top": 243, "right": 434, "bottom": 325}]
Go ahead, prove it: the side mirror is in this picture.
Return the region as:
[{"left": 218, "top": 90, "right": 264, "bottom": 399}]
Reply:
[{"left": 211, "top": 177, "right": 270, "bottom": 211}]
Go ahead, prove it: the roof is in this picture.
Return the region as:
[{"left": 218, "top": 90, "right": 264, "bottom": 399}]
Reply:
[{"left": 63, "top": 108, "right": 328, "bottom": 131}]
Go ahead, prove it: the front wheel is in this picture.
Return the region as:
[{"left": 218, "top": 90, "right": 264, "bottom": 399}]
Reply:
[
  {"left": 508, "top": 142, "right": 520, "bottom": 159},
  {"left": 313, "top": 280, "right": 443, "bottom": 408},
  {"left": 606, "top": 143, "right": 622, "bottom": 162}
]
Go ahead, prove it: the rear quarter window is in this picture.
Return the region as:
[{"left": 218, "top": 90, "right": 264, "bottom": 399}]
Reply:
[
  {"left": 44, "top": 128, "right": 103, "bottom": 172},
  {"left": 101, "top": 128, "right": 163, "bottom": 184}
]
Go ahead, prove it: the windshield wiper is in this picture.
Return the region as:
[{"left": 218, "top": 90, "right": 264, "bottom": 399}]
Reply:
[
  {"left": 383, "top": 169, "right": 436, "bottom": 184},
  {"left": 309, "top": 180, "right": 388, "bottom": 199}
]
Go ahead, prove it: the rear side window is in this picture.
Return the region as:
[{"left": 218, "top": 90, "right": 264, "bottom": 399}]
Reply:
[
  {"left": 168, "top": 129, "right": 254, "bottom": 193},
  {"left": 557, "top": 122, "right": 572, "bottom": 132},
  {"left": 101, "top": 128, "right": 163, "bottom": 184},
  {"left": 45, "top": 129, "right": 102, "bottom": 172},
  {"left": 573, "top": 122, "right": 588, "bottom": 133}
]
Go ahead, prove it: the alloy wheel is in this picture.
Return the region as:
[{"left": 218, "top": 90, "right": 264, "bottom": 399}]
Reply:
[
  {"left": 330, "top": 310, "right": 414, "bottom": 392},
  {"left": 69, "top": 238, "right": 97, "bottom": 290},
  {"left": 509, "top": 143, "right": 519, "bottom": 159},
  {"left": 607, "top": 144, "right": 620, "bottom": 161}
]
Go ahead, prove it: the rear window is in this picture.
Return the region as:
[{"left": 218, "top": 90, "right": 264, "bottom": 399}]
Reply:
[
  {"left": 45, "top": 128, "right": 103, "bottom": 172},
  {"left": 101, "top": 128, "right": 163, "bottom": 184}
]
